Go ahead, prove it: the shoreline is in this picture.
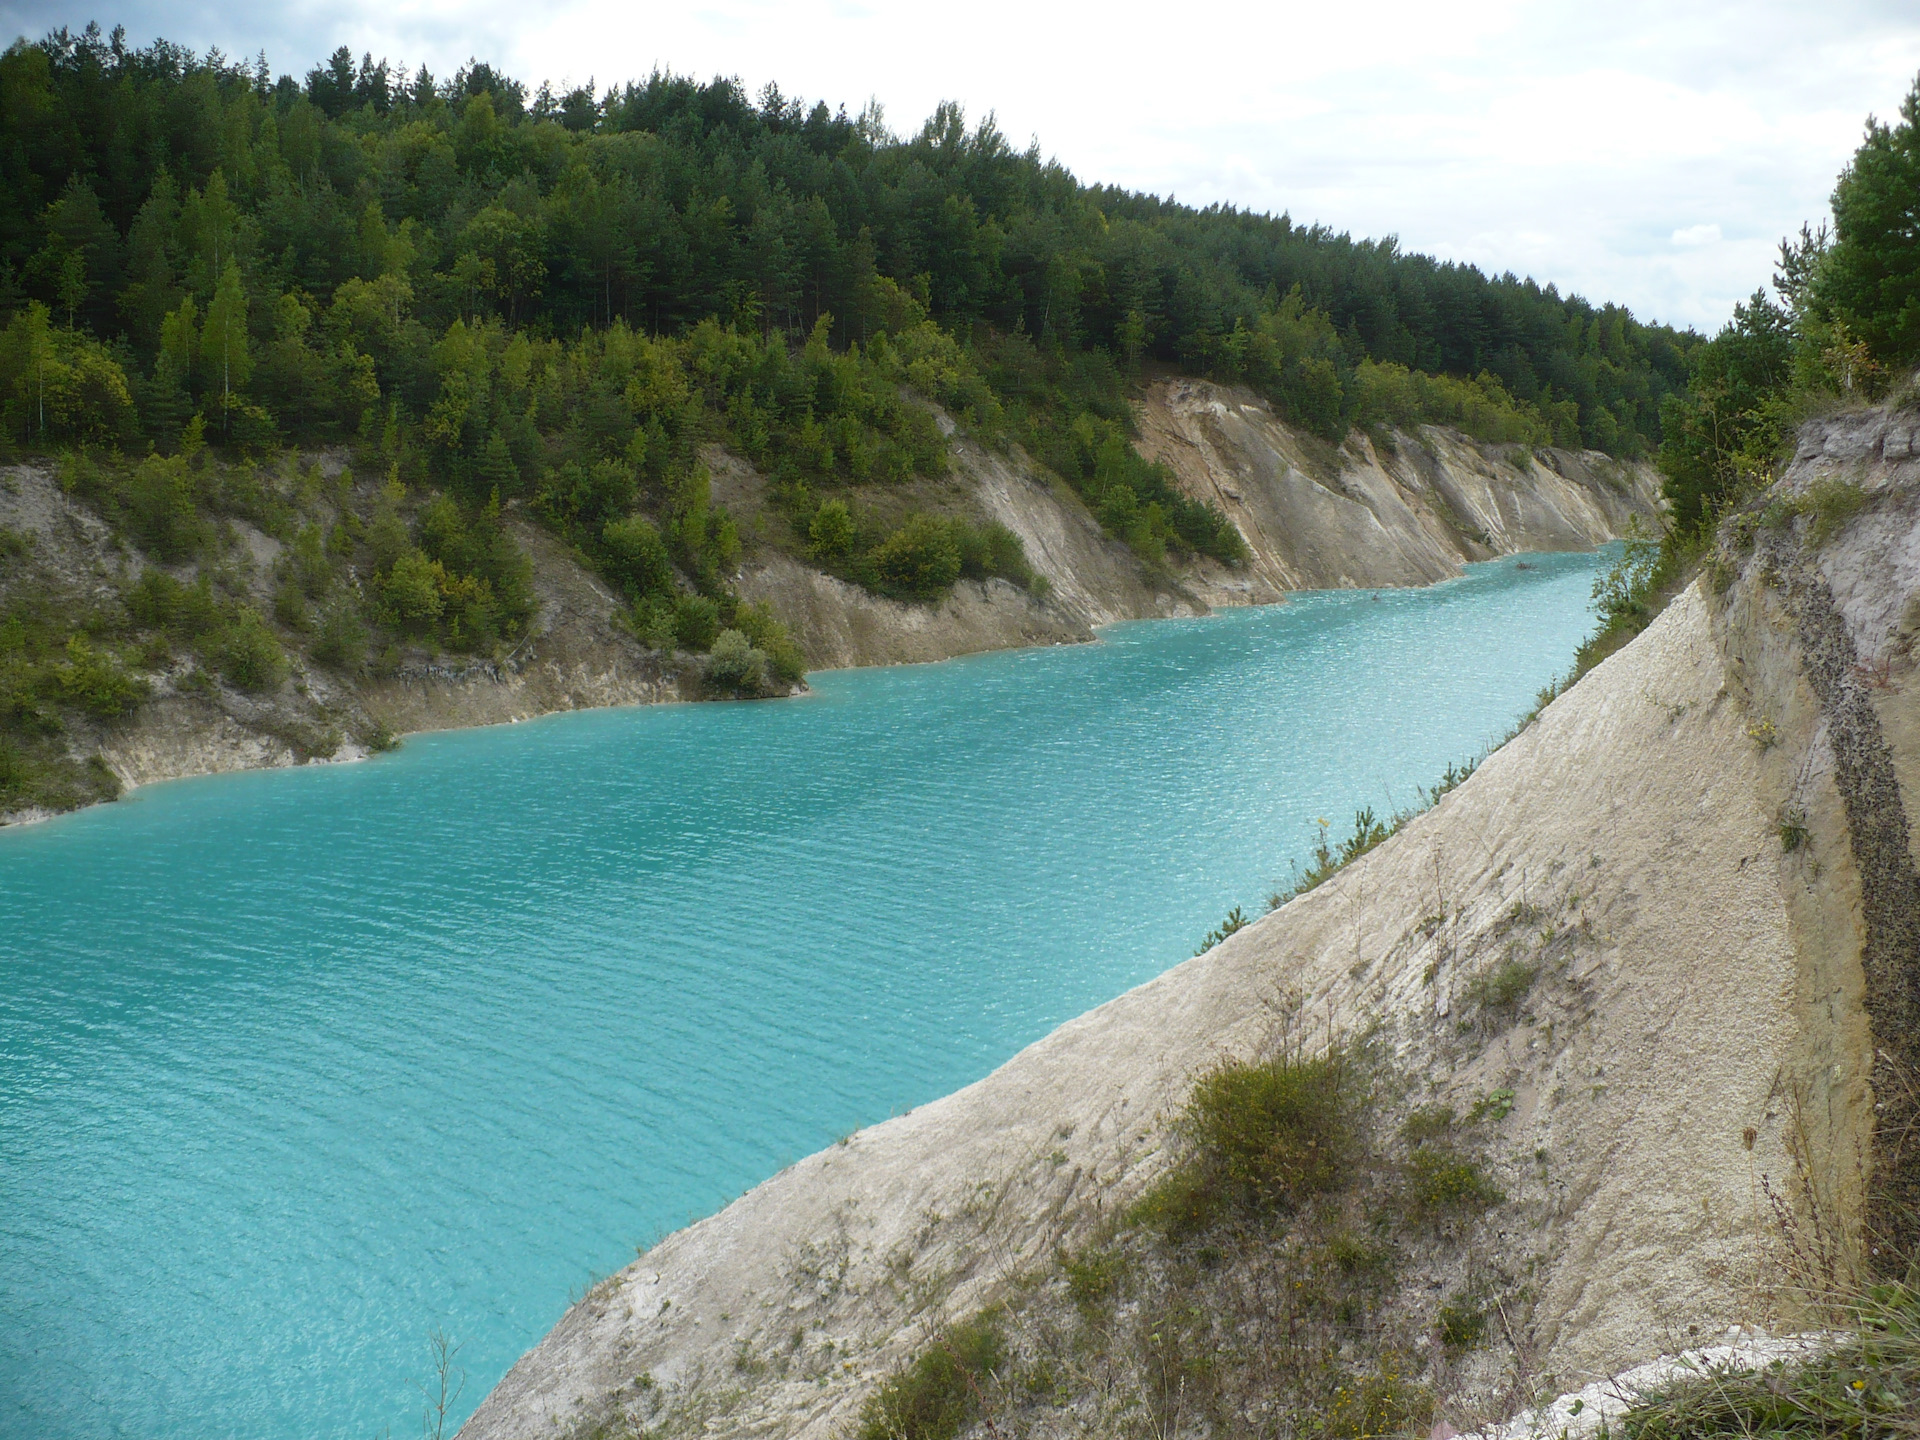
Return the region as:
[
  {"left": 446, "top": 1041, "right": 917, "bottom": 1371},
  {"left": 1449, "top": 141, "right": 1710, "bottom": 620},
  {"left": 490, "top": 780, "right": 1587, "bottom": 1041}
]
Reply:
[{"left": 0, "top": 546, "right": 1610, "bottom": 836}]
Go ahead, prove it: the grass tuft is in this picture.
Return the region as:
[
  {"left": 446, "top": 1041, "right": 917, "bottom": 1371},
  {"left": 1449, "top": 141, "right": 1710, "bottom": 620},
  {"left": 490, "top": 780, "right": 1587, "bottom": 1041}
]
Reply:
[
  {"left": 1136, "top": 1052, "right": 1354, "bottom": 1238},
  {"left": 857, "top": 1312, "right": 1006, "bottom": 1440},
  {"left": 1464, "top": 959, "right": 1539, "bottom": 1021},
  {"left": 1401, "top": 1148, "right": 1503, "bottom": 1225}
]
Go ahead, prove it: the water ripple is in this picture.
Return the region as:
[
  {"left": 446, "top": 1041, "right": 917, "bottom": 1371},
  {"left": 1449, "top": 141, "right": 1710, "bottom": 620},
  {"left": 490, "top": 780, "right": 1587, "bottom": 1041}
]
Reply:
[{"left": 0, "top": 551, "right": 1606, "bottom": 1440}]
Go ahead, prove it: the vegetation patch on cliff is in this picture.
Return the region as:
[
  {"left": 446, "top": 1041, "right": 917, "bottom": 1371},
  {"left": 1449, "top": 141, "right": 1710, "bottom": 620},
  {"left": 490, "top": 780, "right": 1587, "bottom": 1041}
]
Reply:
[{"left": 853, "top": 1035, "right": 1513, "bottom": 1440}]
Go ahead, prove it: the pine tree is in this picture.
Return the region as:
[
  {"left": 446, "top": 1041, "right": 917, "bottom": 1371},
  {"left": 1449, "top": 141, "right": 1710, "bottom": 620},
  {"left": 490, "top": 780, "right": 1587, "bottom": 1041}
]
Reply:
[{"left": 1823, "top": 73, "right": 1920, "bottom": 366}]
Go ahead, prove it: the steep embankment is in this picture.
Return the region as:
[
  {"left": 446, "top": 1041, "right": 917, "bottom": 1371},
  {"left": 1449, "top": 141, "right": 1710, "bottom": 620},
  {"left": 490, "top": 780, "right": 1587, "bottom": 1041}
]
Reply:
[
  {"left": 1136, "top": 377, "right": 1663, "bottom": 606},
  {"left": 723, "top": 388, "right": 1660, "bottom": 669},
  {"left": 460, "top": 403, "right": 1917, "bottom": 1440},
  {"left": 0, "top": 460, "right": 683, "bottom": 820},
  {"left": 0, "top": 391, "right": 1657, "bottom": 824}
]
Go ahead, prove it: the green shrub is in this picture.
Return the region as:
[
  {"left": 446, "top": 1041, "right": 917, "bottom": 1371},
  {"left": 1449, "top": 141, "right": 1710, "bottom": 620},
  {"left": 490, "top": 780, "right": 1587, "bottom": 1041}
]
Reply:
[
  {"left": 954, "top": 519, "right": 1035, "bottom": 589},
  {"left": 630, "top": 596, "right": 678, "bottom": 652},
  {"left": 0, "top": 737, "right": 27, "bottom": 799},
  {"left": 1349, "top": 358, "right": 1556, "bottom": 446},
  {"left": 382, "top": 548, "right": 446, "bottom": 632},
  {"left": 50, "top": 636, "right": 148, "bottom": 719},
  {"left": 288, "top": 522, "right": 333, "bottom": 598},
  {"left": 673, "top": 594, "right": 721, "bottom": 652},
  {"left": 0, "top": 736, "right": 119, "bottom": 813},
  {"left": 272, "top": 577, "right": 310, "bottom": 631},
  {"left": 732, "top": 601, "right": 806, "bottom": 684},
  {"left": 210, "top": 608, "right": 288, "bottom": 691},
  {"left": 871, "top": 514, "right": 963, "bottom": 601},
  {"left": 808, "top": 498, "right": 856, "bottom": 560},
  {"left": 602, "top": 513, "right": 674, "bottom": 599},
  {"left": 1401, "top": 1149, "right": 1503, "bottom": 1223},
  {"left": 122, "top": 453, "right": 210, "bottom": 562},
  {"left": 1592, "top": 516, "right": 1660, "bottom": 631},
  {"left": 857, "top": 1313, "right": 1005, "bottom": 1440},
  {"left": 126, "top": 570, "right": 221, "bottom": 639},
  {"left": 311, "top": 602, "right": 367, "bottom": 670},
  {"left": 1140, "top": 1053, "right": 1353, "bottom": 1237},
  {"left": 702, "top": 628, "right": 771, "bottom": 696}
]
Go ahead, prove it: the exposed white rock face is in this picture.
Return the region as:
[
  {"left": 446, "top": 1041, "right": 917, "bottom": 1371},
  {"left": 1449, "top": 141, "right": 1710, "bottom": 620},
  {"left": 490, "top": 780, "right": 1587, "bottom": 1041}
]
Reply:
[{"left": 1134, "top": 377, "right": 1663, "bottom": 605}]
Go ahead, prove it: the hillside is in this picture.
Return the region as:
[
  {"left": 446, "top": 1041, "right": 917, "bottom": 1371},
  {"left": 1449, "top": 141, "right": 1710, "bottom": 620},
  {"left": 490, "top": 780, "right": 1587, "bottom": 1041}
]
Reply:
[
  {"left": 0, "top": 397, "right": 1657, "bottom": 824},
  {"left": 456, "top": 398, "right": 1919, "bottom": 1439},
  {"left": 0, "top": 27, "right": 1692, "bottom": 825}
]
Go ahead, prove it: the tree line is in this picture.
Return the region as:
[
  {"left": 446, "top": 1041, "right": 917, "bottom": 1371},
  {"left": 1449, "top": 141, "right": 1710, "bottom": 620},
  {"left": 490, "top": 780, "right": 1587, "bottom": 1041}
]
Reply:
[{"left": 0, "top": 23, "right": 1696, "bottom": 477}]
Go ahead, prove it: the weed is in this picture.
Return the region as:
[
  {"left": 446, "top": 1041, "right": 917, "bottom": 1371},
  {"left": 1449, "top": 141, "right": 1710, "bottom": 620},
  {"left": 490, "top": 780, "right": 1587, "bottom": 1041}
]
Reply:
[
  {"left": 1329, "top": 1234, "right": 1396, "bottom": 1278},
  {"left": 1779, "top": 806, "right": 1810, "bottom": 852},
  {"left": 1803, "top": 479, "right": 1869, "bottom": 547},
  {"left": 1195, "top": 905, "right": 1250, "bottom": 955},
  {"left": 414, "top": 1329, "right": 466, "bottom": 1440},
  {"left": 1322, "top": 1365, "right": 1434, "bottom": 1440},
  {"left": 856, "top": 1311, "right": 1006, "bottom": 1440},
  {"left": 1061, "top": 1247, "right": 1127, "bottom": 1315},
  {"left": 1705, "top": 551, "right": 1739, "bottom": 594},
  {"left": 1748, "top": 717, "right": 1780, "bottom": 749},
  {"left": 1464, "top": 960, "right": 1538, "bottom": 1020},
  {"left": 1755, "top": 478, "right": 1868, "bottom": 553},
  {"left": 1402, "top": 1105, "right": 1457, "bottom": 1144},
  {"left": 1500, "top": 899, "right": 1543, "bottom": 931},
  {"left": 1436, "top": 1298, "right": 1488, "bottom": 1352},
  {"left": 1022, "top": 1357, "right": 1058, "bottom": 1400},
  {"left": 1468, "top": 1088, "right": 1516, "bottom": 1124},
  {"left": 1401, "top": 1149, "right": 1504, "bottom": 1224}
]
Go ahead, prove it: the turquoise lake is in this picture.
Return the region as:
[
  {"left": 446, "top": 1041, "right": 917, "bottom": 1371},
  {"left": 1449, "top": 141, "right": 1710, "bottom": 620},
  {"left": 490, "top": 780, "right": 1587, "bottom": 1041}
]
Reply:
[{"left": 0, "top": 548, "right": 1608, "bottom": 1440}]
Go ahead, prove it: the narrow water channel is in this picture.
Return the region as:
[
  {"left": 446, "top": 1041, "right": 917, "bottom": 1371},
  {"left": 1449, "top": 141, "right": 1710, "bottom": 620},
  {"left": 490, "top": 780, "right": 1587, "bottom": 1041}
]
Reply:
[{"left": 0, "top": 548, "right": 1607, "bottom": 1439}]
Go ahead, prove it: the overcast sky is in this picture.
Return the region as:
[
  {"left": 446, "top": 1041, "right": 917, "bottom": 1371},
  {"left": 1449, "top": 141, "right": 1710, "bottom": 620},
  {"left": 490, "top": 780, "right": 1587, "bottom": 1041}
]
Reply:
[{"left": 6, "top": 0, "right": 1918, "bottom": 334}]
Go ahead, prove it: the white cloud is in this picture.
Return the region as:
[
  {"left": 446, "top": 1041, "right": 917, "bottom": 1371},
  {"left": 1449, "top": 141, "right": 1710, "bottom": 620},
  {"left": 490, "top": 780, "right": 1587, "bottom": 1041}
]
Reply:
[
  {"left": 8, "top": 0, "right": 1920, "bottom": 333},
  {"left": 1672, "top": 224, "right": 1724, "bottom": 246}
]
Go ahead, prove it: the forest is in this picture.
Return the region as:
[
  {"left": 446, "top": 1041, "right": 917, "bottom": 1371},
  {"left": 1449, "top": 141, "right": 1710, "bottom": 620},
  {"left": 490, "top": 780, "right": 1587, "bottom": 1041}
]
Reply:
[{"left": 0, "top": 25, "right": 1704, "bottom": 463}]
